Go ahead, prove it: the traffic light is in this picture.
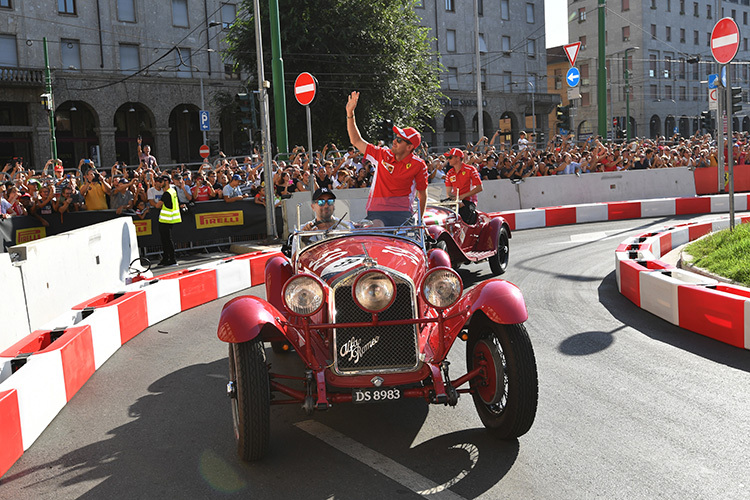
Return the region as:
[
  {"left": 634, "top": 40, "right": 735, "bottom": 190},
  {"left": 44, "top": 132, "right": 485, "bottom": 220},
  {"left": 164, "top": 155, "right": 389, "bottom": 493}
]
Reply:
[
  {"left": 730, "top": 87, "right": 743, "bottom": 115},
  {"left": 40, "top": 93, "right": 53, "bottom": 111},
  {"left": 236, "top": 93, "right": 258, "bottom": 131},
  {"left": 208, "top": 139, "right": 219, "bottom": 157},
  {"left": 556, "top": 105, "right": 570, "bottom": 131},
  {"left": 700, "top": 110, "right": 711, "bottom": 130}
]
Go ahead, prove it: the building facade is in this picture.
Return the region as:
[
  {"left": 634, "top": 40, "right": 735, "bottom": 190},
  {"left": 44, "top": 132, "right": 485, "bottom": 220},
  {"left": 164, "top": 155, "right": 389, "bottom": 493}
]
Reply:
[
  {"left": 415, "top": 0, "right": 559, "bottom": 149},
  {"left": 0, "top": 0, "right": 244, "bottom": 170},
  {"left": 568, "top": 0, "right": 750, "bottom": 141}
]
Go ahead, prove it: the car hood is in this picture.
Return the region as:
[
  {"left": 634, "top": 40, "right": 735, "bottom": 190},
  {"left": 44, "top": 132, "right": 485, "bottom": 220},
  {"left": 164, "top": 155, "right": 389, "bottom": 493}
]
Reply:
[{"left": 297, "top": 235, "right": 428, "bottom": 285}]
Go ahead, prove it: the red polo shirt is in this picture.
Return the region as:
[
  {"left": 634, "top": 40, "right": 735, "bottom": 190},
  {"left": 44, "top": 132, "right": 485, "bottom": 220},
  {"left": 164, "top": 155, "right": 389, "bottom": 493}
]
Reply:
[
  {"left": 445, "top": 163, "right": 482, "bottom": 203},
  {"left": 364, "top": 144, "right": 428, "bottom": 212}
]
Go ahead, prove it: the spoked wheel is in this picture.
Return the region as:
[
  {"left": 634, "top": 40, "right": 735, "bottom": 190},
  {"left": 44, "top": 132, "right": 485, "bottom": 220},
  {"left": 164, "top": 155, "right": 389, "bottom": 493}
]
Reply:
[
  {"left": 489, "top": 227, "right": 510, "bottom": 275},
  {"left": 436, "top": 239, "right": 461, "bottom": 270},
  {"left": 467, "top": 319, "right": 538, "bottom": 439},
  {"left": 228, "top": 339, "right": 270, "bottom": 461}
]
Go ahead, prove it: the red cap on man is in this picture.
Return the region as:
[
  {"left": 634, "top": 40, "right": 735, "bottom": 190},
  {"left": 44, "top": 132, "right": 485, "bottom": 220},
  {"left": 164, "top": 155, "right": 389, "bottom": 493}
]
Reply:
[
  {"left": 445, "top": 148, "right": 464, "bottom": 159},
  {"left": 393, "top": 126, "right": 421, "bottom": 148}
]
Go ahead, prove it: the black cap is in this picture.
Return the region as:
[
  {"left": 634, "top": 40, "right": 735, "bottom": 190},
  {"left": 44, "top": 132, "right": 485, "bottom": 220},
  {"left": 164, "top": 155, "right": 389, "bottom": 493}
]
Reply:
[{"left": 312, "top": 187, "right": 336, "bottom": 200}]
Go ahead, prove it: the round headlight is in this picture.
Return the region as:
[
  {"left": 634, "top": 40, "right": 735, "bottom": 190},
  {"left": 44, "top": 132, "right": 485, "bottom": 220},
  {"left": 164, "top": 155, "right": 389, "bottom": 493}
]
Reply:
[
  {"left": 283, "top": 275, "right": 324, "bottom": 316},
  {"left": 422, "top": 268, "right": 462, "bottom": 309},
  {"left": 352, "top": 270, "right": 395, "bottom": 313}
]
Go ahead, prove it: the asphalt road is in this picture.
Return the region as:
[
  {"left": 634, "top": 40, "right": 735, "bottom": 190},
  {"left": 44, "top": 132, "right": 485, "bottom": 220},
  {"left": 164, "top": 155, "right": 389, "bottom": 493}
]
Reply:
[{"left": 2, "top": 216, "right": 749, "bottom": 499}]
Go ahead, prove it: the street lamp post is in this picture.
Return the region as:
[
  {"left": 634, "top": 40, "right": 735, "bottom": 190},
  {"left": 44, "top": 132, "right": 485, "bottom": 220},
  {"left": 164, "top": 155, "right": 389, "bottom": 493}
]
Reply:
[{"left": 623, "top": 47, "right": 638, "bottom": 141}]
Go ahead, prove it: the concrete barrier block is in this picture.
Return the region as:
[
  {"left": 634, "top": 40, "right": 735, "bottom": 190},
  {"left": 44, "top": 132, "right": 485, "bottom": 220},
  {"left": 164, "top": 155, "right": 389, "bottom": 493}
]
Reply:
[
  {"left": 676, "top": 197, "right": 711, "bottom": 215},
  {"left": 73, "top": 292, "right": 149, "bottom": 346},
  {"left": 0, "top": 349, "right": 67, "bottom": 450},
  {"left": 249, "top": 251, "right": 284, "bottom": 286},
  {"left": 0, "top": 389, "right": 23, "bottom": 477},
  {"left": 72, "top": 306, "right": 121, "bottom": 370},
  {"left": 575, "top": 204, "right": 608, "bottom": 223},
  {"left": 709, "top": 195, "right": 729, "bottom": 213},
  {"left": 640, "top": 270, "right": 718, "bottom": 325},
  {"left": 669, "top": 227, "right": 690, "bottom": 248},
  {"left": 617, "top": 258, "right": 645, "bottom": 306},
  {"left": 513, "top": 209, "right": 546, "bottom": 230},
  {"left": 158, "top": 268, "right": 218, "bottom": 311},
  {"left": 640, "top": 199, "right": 676, "bottom": 217},
  {"left": 608, "top": 201, "right": 641, "bottom": 220},
  {"left": 688, "top": 222, "right": 713, "bottom": 241},
  {"left": 215, "top": 258, "right": 253, "bottom": 297},
  {"left": 544, "top": 206, "right": 577, "bottom": 227},
  {"left": 678, "top": 285, "right": 749, "bottom": 348},
  {"left": 0, "top": 254, "right": 30, "bottom": 354}
]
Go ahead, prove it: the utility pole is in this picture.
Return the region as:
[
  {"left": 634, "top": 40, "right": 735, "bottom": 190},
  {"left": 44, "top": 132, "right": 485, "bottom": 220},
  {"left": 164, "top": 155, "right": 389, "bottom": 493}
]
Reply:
[
  {"left": 268, "top": 0, "right": 288, "bottom": 155},
  {"left": 597, "top": 0, "right": 607, "bottom": 137},
  {"left": 474, "top": 0, "right": 483, "bottom": 142},
  {"left": 42, "top": 37, "right": 57, "bottom": 160}
]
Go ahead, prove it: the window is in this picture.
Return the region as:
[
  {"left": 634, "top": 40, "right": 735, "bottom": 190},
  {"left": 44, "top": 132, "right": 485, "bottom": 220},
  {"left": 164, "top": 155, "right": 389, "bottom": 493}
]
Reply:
[
  {"left": 224, "top": 63, "right": 240, "bottom": 80},
  {"left": 745, "top": 38, "right": 749, "bottom": 51},
  {"left": 679, "top": 86, "right": 686, "bottom": 100},
  {"left": 692, "top": 62, "right": 699, "bottom": 80},
  {"left": 694, "top": 30, "right": 699, "bottom": 45},
  {"left": 58, "top": 0, "right": 75, "bottom": 14},
  {"left": 622, "top": 26, "right": 630, "bottom": 42},
  {"left": 172, "top": 0, "right": 188, "bottom": 27},
  {"left": 119, "top": 43, "right": 140, "bottom": 75},
  {"left": 581, "top": 63, "right": 589, "bottom": 84},
  {"left": 61, "top": 38, "right": 81, "bottom": 70},
  {"left": 693, "top": 87, "right": 700, "bottom": 101},
  {"left": 693, "top": 2, "right": 699, "bottom": 16},
  {"left": 500, "top": 0, "right": 509, "bottom": 20},
  {"left": 0, "top": 0, "right": 11, "bottom": 8},
  {"left": 579, "top": 35, "right": 587, "bottom": 50},
  {"left": 0, "top": 34, "right": 17, "bottom": 66},
  {"left": 221, "top": 3, "right": 236, "bottom": 29},
  {"left": 622, "top": 0, "right": 629, "bottom": 11},
  {"left": 649, "top": 54, "right": 657, "bottom": 77},
  {"left": 707, "top": 5, "right": 712, "bottom": 19},
  {"left": 650, "top": 84, "right": 658, "bottom": 100},
  {"left": 707, "top": 33, "right": 711, "bottom": 47},
  {"left": 414, "top": 0, "right": 424, "bottom": 7},
  {"left": 680, "top": 28, "right": 685, "bottom": 43},
  {"left": 503, "top": 71, "right": 512, "bottom": 92},
  {"left": 117, "top": 0, "right": 135, "bottom": 22},
  {"left": 480, "top": 69, "right": 486, "bottom": 90},
  {"left": 666, "top": 0, "right": 671, "bottom": 12},
  {"left": 578, "top": 7, "right": 586, "bottom": 22},
  {"left": 732, "top": 9, "right": 737, "bottom": 20},
  {"left": 666, "top": 26, "right": 671, "bottom": 42},
  {"left": 581, "top": 92, "right": 590, "bottom": 106},
  {"left": 554, "top": 69, "right": 562, "bottom": 90},
  {"left": 526, "top": 3, "right": 535, "bottom": 23},
  {"left": 175, "top": 48, "right": 192, "bottom": 78},
  {"left": 446, "top": 30, "right": 456, "bottom": 52},
  {"left": 679, "top": 0, "right": 685, "bottom": 14},
  {"left": 478, "top": 33, "right": 487, "bottom": 53},
  {"left": 501, "top": 35, "right": 511, "bottom": 53},
  {"left": 477, "top": 0, "right": 483, "bottom": 16},
  {"left": 664, "top": 56, "right": 672, "bottom": 78},
  {"left": 526, "top": 38, "right": 536, "bottom": 58},
  {"left": 651, "top": 24, "right": 656, "bottom": 40},
  {"left": 665, "top": 85, "right": 673, "bottom": 99},
  {"left": 447, "top": 67, "right": 458, "bottom": 90},
  {"left": 678, "top": 58, "right": 685, "bottom": 78},
  {"left": 745, "top": 12, "right": 748, "bottom": 24},
  {"left": 445, "top": 0, "right": 454, "bottom": 12},
  {"left": 650, "top": 0, "right": 656, "bottom": 8}
]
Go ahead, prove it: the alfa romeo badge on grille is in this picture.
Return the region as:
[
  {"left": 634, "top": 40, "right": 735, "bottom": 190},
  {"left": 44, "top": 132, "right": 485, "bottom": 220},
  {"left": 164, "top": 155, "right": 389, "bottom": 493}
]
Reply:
[{"left": 339, "top": 336, "right": 380, "bottom": 364}]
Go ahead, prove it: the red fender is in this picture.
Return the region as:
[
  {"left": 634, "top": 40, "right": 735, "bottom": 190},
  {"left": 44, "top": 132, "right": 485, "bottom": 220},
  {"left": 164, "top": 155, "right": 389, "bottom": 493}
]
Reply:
[
  {"left": 476, "top": 216, "right": 510, "bottom": 252},
  {"left": 449, "top": 279, "right": 528, "bottom": 327},
  {"left": 264, "top": 255, "right": 293, "bottom": 315},
  {"left": 427, "top": 248, "right": 451, "bottom": 268},
  {"left": 217, "top": 295, "right": 287, "bottom": 343}
]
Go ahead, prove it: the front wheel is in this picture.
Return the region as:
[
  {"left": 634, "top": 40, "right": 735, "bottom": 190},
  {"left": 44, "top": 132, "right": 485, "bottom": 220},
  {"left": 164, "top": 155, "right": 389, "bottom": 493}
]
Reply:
[
  {"left": 436, "top": 239, "right": 461, "bottom": 270},
  {"left": 467, "top": 320, "right": 538, "bottom": 439},
  {"left": 229, "top": 339, "right": 270, "bottom": 461},
  {"left": 488, "top": 227, "right": 510, "bottom": 275}
]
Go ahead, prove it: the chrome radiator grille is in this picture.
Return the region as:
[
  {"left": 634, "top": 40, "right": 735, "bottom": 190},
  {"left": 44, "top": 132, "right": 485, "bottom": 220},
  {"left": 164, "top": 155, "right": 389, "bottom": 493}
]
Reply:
[{"left": 332, "top": 272, "right": 419, "bottom": 374}]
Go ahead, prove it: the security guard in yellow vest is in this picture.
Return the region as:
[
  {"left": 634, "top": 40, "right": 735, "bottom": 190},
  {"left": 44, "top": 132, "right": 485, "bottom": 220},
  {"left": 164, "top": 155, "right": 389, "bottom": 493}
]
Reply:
[{"left": 156, "top": 174, "right": 181, "bottom": 266}]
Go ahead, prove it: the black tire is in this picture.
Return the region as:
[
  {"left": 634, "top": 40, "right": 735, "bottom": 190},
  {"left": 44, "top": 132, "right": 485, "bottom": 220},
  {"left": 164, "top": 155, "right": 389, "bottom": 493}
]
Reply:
[
  {"left": 436, "top": 239, "right": 460, "bottom": 270},
  {"left": 467, "top": 320, "right": 538, "bottom": 439},
  {"left": 489, "top": 227, "right": 510, "bottom": 275},
  {"left": 229, "top": 339, "right": 270, "bottom": 461}
]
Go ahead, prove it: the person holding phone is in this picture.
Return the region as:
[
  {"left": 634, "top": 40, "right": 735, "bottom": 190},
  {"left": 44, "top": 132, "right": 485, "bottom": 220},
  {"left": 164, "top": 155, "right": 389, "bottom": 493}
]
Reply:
[{"left": 80, "top": 166, "right": 111, "bottom": 210}]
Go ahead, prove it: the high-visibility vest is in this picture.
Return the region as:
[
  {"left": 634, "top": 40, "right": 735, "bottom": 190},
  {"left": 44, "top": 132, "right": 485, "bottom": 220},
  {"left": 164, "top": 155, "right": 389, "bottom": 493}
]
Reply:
[{"left": 158, "top": 187, "right": 182, "bottom": 224}]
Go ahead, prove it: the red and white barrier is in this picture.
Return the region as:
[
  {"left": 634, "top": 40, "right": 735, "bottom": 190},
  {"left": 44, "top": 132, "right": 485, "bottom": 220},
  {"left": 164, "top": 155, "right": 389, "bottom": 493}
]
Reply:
[{"left": 614, "top": 215, "right": 750, "bottom": 350}]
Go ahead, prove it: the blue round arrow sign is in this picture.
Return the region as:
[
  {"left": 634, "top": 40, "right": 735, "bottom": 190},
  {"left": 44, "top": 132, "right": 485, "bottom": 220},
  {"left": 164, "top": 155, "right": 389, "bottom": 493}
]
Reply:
[{"left": 566, "top": 67, "right": 581, "bottom": 88}]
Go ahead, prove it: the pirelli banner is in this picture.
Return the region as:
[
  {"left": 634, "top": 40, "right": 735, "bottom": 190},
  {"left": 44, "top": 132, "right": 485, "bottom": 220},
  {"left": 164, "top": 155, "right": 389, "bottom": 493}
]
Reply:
[{"left": 1, "top": 200, "right": 281, "bottom": 252}]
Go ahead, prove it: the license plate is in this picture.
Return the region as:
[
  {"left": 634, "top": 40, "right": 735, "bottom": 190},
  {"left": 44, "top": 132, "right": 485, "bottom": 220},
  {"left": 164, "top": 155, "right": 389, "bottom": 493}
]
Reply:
[{"left": 352, "top": 387, "right": 401, "bottom": 404}]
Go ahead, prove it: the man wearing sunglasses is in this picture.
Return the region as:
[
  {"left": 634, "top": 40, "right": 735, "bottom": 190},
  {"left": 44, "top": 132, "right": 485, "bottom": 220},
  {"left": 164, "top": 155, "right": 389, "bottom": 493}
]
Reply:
[
  {"left": 444, "top": 148, "right": 483, "bottom": 225},
  {"left": 302, "top": 187, "right": 354, "bottom": 231},
  {"left": 345, "top": 91, "right": 428, "bottom": 226}
]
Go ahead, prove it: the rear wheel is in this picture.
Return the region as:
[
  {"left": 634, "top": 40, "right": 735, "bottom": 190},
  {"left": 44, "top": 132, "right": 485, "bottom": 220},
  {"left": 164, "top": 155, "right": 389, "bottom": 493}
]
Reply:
[
  {"left": 467, "top": 320, "right": 538, "bottom": 439},
  {"left": 229, "top": 339, "right": 270, "bottom": 461},
  {"left": 489, "top": 227, "right": 510, "bottom": 275}
]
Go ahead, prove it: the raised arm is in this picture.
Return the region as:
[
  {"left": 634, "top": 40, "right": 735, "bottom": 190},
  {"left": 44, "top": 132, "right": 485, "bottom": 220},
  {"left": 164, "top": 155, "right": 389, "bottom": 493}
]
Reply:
[{"left": 345, "top": 91, "right": 370, "bottom": 154}]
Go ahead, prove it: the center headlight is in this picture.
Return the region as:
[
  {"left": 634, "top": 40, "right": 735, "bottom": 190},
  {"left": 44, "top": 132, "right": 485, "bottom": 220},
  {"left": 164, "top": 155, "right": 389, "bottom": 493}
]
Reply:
[
  {"left": 283, "top": 275, "right": 325, "bottom": 316},
  {"left": 352, "top": 270, "right": 395, "bottom": 313},
  {"left": 422, "top": 268, "right": 462, "bottom": 309}
]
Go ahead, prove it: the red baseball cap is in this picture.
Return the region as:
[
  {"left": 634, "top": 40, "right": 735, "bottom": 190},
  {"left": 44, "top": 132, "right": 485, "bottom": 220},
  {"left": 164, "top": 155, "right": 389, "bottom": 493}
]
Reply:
[
  {"left": 54, "top": 164, "right": 64, "bottom": 172},
  {"left": 393, "top": 126, "right": 421, "bottom": 148},
  {"left": 445, "top": 148, "right": 464, "bottom": 159}
]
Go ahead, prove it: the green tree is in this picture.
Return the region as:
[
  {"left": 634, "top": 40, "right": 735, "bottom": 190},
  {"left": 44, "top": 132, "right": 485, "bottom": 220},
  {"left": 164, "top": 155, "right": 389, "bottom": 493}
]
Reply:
[{"left": 226, "top": 0, "right": 444, "bottom": 152}]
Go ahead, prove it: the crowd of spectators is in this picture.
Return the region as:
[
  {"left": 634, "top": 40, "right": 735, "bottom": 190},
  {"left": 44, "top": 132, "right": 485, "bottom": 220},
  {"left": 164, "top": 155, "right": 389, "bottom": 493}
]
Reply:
[{"left": 2, "top": 130, "right": 747, "bottom": 221}]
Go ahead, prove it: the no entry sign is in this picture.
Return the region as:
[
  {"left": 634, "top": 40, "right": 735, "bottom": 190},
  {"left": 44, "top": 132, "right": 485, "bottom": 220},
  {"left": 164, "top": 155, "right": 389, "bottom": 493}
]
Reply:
[
  {"left": 199, "top": 144, "right": 210, "bottom": 158},
  {"left": 294, "top": 72, "right": 317, "bottom": 106},
  {"left": 711, "top": 18, "right": 740, "bottom": 65}
]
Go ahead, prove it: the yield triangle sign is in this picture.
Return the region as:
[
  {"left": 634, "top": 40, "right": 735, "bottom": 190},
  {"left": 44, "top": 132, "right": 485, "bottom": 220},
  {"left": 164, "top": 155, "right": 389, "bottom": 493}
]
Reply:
[{"left": 564, "top": 42, "right": 581, "bottom": 67}]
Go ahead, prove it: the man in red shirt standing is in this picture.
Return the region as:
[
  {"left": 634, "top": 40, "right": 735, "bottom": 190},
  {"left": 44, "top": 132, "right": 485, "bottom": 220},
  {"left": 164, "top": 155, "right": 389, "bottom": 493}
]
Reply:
[
  {"left": 444, "top": 148, "right": 483, "bottom": 224},
  {"left": 345, "top": 91, "right": 428, "bottom": 227}
]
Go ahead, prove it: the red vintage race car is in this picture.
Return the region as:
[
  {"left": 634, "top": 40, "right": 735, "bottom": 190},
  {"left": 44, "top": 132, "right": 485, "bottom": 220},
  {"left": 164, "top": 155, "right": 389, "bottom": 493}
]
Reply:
[
  {"left": 217, "top": 216, "right": 538, "bottom": 461},
  {"left": 424, "top": 199, "right": 511, "bottom": 275}
]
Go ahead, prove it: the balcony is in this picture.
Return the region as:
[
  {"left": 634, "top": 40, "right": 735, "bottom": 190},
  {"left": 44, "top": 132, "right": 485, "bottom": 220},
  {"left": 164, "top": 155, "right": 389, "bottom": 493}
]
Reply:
[{"left": 0, "top": 66, "right": 45, "bottom": 86}]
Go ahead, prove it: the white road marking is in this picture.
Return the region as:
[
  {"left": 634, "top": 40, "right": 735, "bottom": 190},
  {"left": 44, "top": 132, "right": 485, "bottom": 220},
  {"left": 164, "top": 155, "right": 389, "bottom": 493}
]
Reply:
[{"left": 294, "top": 420, "right": 468, "bottom": 499}]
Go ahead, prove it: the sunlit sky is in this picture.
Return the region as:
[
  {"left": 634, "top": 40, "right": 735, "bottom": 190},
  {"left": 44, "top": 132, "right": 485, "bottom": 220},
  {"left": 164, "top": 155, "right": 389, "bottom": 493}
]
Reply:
[{"left": 545, "top": 1, "right": 569, "bottom": 48}]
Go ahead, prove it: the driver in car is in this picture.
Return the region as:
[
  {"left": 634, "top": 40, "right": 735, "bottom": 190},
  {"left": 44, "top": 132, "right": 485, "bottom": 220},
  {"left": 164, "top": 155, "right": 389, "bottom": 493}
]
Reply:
[
  {"left": 302, "top": 187, "right": 354, "bottom": 232},
  {"left": 444, "top": 148, "right": 483, "bottom": 225}
]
